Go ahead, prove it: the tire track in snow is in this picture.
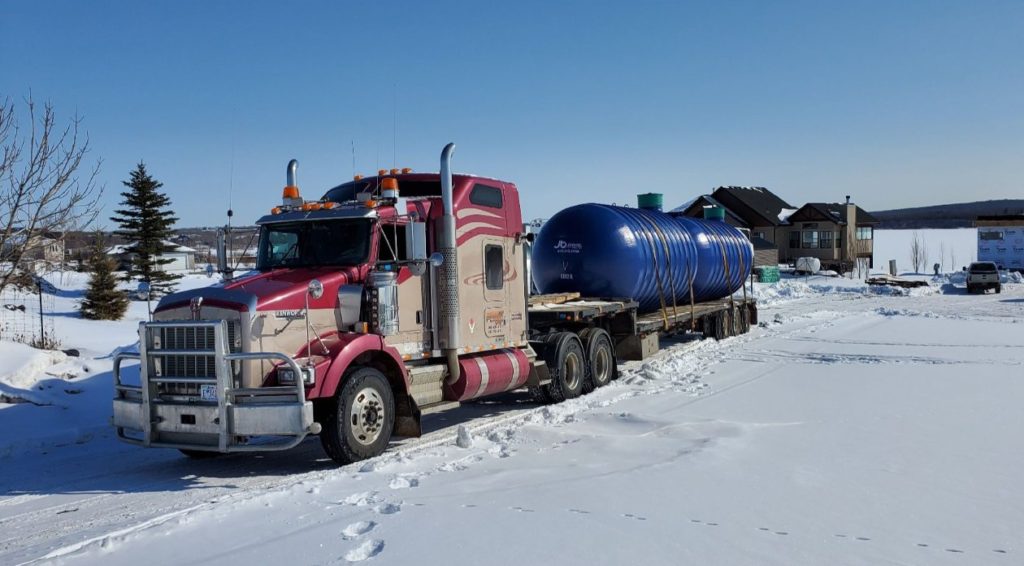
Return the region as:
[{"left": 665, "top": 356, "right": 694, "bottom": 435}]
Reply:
[{"left": 9, "top": 308, "right": 855, "bottom": 564}]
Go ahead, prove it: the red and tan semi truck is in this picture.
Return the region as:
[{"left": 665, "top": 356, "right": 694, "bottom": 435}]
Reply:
[{"left": 113, "top": 144, "right": 755, "bottom": 463}]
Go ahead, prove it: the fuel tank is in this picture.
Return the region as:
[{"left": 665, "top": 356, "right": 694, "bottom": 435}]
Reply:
[{"left": 531, "top": 204, "right": 753, "bottom": 311}]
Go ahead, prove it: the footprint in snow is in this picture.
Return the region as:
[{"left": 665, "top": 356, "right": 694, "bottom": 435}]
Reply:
[
  {"left": 510, "top": 506, "right": 535, "bottom": 513},
  {"left": 373, "top": 502, "right": 401, "bottom": 515},
  {"left": 388, "top": 476, "right": 420, "bottom": 490},
  {"left": 341, "top": 521, "right": 376, "bottom": 539},
  {"left": 344, "top": 539, "right": 384, "bottom": 562},
  {"left": 568, "top": 509, "right": 590, "bottom": 514},
  {"left": 622, "top": 513, "right": 647, "bottom": 521}
]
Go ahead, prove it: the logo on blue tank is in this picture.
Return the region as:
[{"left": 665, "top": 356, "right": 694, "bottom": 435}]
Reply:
[{"left": 554, "top": 240, "right": 583, "bottom": 253}]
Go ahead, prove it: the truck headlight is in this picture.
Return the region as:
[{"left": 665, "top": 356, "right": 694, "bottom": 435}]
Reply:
[{"left": 278, "top": 366, "right": 315, "bottom": 385}]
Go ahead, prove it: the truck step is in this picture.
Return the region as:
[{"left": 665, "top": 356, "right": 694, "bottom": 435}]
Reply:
[
  {"left": 418, "top": 400, "right": 460, "bottom": 415},
  {"left": 408, "top": 364, "right": 448, "bottom": 407}
]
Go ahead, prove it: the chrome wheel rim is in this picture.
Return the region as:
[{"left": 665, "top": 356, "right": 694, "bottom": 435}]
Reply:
[
  {"left": 350, "top": 387, "right": 386, "bottom": 446},
  {"left": 564, "top": 351, "right": 582, "bottom": 391},
  {"left": 594, "top": 346, "right": 611, "bottom": 385}
]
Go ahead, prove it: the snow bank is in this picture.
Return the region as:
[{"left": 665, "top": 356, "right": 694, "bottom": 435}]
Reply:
[
  {"left": 0, "top": 341, "right": 67, "bottom": 392},
  {"left": 752, "top": 277, "right": 936, "bottom": 306}
]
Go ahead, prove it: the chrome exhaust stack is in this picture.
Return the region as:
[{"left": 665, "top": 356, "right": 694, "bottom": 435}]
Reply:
[
  {"left": 286, "top": 159, "right": 298, "bottom": 188},
  {"left": 438, "top": 143, "right": 461, "bottom": 383}
]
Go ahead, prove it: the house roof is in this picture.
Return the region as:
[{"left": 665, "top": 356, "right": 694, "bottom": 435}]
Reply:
[
  {"left": 711, "top": 186, "right": 795, "bottom": 227},
  {"left": 792, "top": 203, "right": 880, "bottom": 225},
  {"left": 107, "top": 240, "right": 197, "bottom": 255},
  {"left": 672, "top": 195, "right": 748, "bottom": 226}
]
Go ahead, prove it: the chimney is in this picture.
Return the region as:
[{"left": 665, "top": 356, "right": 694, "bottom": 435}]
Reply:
[{"left": 845, "top": 196, "right": 857, "bottom": 263}]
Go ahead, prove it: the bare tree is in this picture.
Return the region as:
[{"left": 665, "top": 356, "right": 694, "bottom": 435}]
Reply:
[
  {"left": 950, "top": 247, "right": 958, "bottom": 272},
  {"left": 939, "top": 242, "right": 946, "bottom": 272},
  {"left": 909, "top": 231, "right": 926, "bottom": 273},
  {"left": 0, "top": 96, "right": 101, "bottom": 292}
]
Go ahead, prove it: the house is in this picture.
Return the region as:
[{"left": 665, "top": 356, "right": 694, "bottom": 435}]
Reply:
[
  {"left": 975, "top": 215, "right": 1024, "bottom": 272},
  {"left": 107, "top": 241, "right": 197, "bottom": 273},
  {"left": 672, "top": 187, "right": 878, "bottom": 270},
  {"left": 673, "top": 186, "right": 796, "bottom": 266},
  {"left": 0, "top": 229, "right": 66, "bottom": 268},
  {"left": 783, "top": 198, "right": 879, "bottom": 269}
]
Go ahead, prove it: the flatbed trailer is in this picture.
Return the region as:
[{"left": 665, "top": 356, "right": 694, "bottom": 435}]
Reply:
[{"left": 527, "top": 293, "right": 757, "bottom": 361}]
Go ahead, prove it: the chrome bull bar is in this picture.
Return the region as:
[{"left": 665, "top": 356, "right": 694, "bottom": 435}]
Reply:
[{"left": 113, "top": 320, "right": 320, "bottom": 453}]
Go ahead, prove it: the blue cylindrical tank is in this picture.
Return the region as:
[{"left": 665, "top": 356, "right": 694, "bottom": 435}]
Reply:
[{"left": 532, "top": 204, "right": 753, "bottom": 312}]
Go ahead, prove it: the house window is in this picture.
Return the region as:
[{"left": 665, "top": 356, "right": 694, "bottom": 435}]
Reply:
[
  {"left": 753, "top": 231, "right": 766, "bottom": 240},
  {"left": 802, "top": 231, "right": 818, "bottom": 249},
  {"left": 485, "top": 245, "right": 504, "bottom": 290},
  {"left": 789, "top": 231, "right": 800, "bottom": 249},
  {"left": 836, "top": 232, "right": 842, "bottom": 248},
  {"left": 819, "top": 231, "right": 833, "bottom": 249},
  {"left": 856, "top": 226, "right": 873, "bottom": 240}
]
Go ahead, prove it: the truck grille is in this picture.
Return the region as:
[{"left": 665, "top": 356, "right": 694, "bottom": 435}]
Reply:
[{"left": 152, "top": 322, "right": 241, "bottom": 398}]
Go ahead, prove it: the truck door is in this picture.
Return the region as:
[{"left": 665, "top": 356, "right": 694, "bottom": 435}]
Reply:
[{"left": 481, "top": 236, "right": 511, "bottom": 346}]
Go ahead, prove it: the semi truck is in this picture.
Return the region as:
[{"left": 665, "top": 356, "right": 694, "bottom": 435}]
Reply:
[{"left": 113, "top": 143, "right": 756, "bottom": 464}]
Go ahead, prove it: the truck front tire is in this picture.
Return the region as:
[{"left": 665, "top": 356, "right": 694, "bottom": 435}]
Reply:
[{"left": 320, "top": 367, "right": 395, "bottom": 465}]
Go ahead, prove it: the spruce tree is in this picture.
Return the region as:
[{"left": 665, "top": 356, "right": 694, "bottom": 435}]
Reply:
[
  {"left": 111, "top": 162, "right": 181, "bottom": 296},
  {"left": 80, "top": 232, "right": 129, "bottom": 320}
]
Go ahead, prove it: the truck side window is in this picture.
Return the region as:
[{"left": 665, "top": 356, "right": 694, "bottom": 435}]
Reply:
[
  {"left": 485, "top": 245, "right": 504, "bottom": 290},
  {"left": 379, "top": 224, "right": 407, "bottom": 262},
  {"left": 470, "top": 184, "right": 503, "bottom": 209}
]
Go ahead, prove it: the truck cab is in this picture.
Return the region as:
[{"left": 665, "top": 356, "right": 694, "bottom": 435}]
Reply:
[{"left": 113, "top": 144, "right": 545, "bottom": 464}]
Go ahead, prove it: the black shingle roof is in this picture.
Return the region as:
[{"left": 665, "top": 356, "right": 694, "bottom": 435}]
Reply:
[
  {"left": 711, "top": 186, "right": 795, "bottom": 227},
  {"left": 799, "top": 203, "right": 879, "bottom": 225}
]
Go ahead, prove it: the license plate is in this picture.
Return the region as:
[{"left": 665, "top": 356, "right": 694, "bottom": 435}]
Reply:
[{"left": 200, "top": 384, "right": 218, "bottom": 402}]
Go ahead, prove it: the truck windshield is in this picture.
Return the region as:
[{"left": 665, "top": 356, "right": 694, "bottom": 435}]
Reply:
[
  {"left": 257, "top": 219, "right": 372, "bottom": 270},
  {"left": 969, "top": 262, "right": 998, "bottom": 273}
]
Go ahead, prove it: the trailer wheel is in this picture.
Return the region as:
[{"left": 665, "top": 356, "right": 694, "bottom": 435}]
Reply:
[
  {"left": 996, "top": 284, "right": 1002, "bottom": 294},
  {"left": 320, "top": 367, "right": 395, "bottom": 465},
  {"left": 579, "top": 328, "right": 616, "bottom": 393},
  {"left": 540, "top": 332, "right": 586, "bottom": 403}
]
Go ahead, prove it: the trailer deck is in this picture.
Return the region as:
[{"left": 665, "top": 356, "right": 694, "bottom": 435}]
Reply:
[{"left": 527, "top": 293, "right": 757, "bottom": 361}]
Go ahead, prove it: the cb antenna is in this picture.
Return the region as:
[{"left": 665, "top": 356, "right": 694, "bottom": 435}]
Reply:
[{"left": 392, "top": 82, "right": 398, "bottom": 168}]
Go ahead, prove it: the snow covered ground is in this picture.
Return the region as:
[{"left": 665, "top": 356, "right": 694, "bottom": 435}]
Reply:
[{"left": 2, "top": 272, "right": 1023, "bottom": 565}]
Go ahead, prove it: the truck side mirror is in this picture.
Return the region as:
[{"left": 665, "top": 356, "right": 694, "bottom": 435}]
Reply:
[{"left": 429, "top": 252, "right": 444, "bottom": 267}]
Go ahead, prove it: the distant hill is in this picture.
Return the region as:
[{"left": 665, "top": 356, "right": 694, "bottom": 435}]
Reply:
[{"left": 870, "top": 199, "right": 1024, "bottom": 229}]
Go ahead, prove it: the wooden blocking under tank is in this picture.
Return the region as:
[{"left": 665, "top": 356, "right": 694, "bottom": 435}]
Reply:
[{"left": 615, "top": 332, "right": 659, "bottom": 361}]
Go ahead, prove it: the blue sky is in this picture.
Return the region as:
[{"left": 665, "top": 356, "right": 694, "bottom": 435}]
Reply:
[{"left": 2, "top": 1, "right": 1021, "bottom": 227}]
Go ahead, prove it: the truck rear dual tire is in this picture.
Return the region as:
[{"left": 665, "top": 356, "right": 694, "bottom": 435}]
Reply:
[
  {"left": 539, "top": 332, "right": 586, "bottom": 403},
  {"left": 579, "top": 328, "right": 616, "bottom": 393},
  {"left": 320, "top": 367, "right": 395, "bottom": 465}
]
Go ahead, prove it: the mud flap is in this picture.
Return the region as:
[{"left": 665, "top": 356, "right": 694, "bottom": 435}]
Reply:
[{"left": 393, "top": 396, "right": 422, "bottom": 438}]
